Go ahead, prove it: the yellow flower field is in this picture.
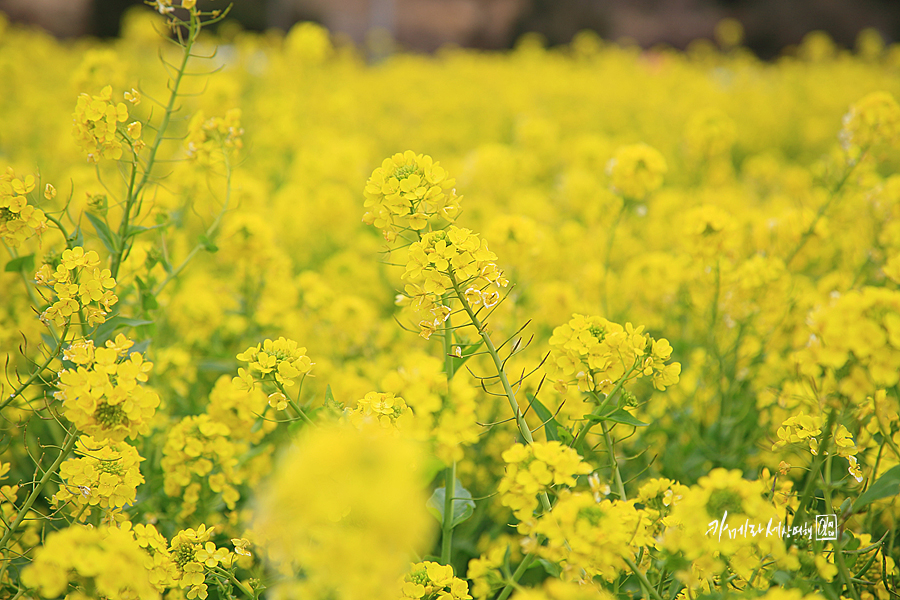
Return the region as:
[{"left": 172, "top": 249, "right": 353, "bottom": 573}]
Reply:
[{"left": 1, "top": 2, "right": 899, "bottom": 599}]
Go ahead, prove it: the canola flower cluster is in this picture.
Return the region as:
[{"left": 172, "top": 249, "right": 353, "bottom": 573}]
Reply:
[
  {"left": 363, "top": 150, "right": 460, "bottom": 240},
  {"left": 72, "top": 84, "right": 142, "bottom": 162},
  {"left": 546, "top": 313, "right": 680, "bottom": 394},
  {"left": 497, "top": 441, "right": 593, "bottom": 520},
  {"left": 55, "top": 336, "right": 160, "bottom": 441},
  {"left": 53, "top": 434, "right": 145, "bottom": 516},
  {"left": 401, "top": 561, "right": 472, "bottom": 600},
  {"left": 36, "top": 247, "right": 118, "bottom": 327},
  {"left": 0, "top": 170, "right": 46, "bottom": 247},
  {"left": 185, "top": 108, "right": 244, "bottom": 165},
  {"left": 2, "top": 7, "right": 900, "bottom": 600}
]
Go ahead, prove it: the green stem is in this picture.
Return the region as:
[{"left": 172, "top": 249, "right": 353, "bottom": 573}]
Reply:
[
  {"left": 274, "top": 380, "right": 314, "bottom": 426},
  {"left": 834, "top": 533, "right": 862, "bottom": 600},
  {"left": 625, "top": 557, "right": 665, "bottom": 600},
  {"left": 449, "top": 273, "right": 551, "bottom": 514},
  {"left": 571, "top": 361, "right": 639, "bottom": 450},
  {"left": 442, "top": 295, "right": 455, "bottom": 381},
  {"left": 440, "top": 460, "right": 457, "bottom": 566},
  {"left": 793, "top": 408, "right": 836, "bottom": 529},
  {"left": 602, "top": 420, "right": 627, "bottom": 501},
  {"left": 495, "top": 550, "right": 537, "bottom": 600},
  {"left": 212, "top": 565, "right": 259, "bottom": 600},
  {"left": 153, "top": 154, "right": 233, "bottom": 296},
  {"left": 110, "top": 10, "right": 200, "bottom": 279},
  {"left": 602, "top": 201, "right": 627, "bottom": 317},
  {"left": 44, "top": 213, "right": 73, "bottom": 249},
  {"left": 439, "top": 306, "right": 457, "bottom": 566},
  {"left": 0, "top": 430, "right": 79, "bottom": 580},
  {"left": 0, "top": 324, "right": 70, "bottom": 411},
  {"left": 785, "top": 155, "right": 862, "bottom": 268}
]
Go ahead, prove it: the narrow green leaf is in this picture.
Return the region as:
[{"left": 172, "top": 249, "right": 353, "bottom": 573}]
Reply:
[
  {"left": 527, "top": 393, "right": 560, "bottom": 442},
  {"left": 40, "top": 332, "right": 57, "bottom": 349},
  {"left": 199, "top": 234, "right": 218, "bottom": 253},
  {"left": 125, "top": 224, "right": 150, "bottom": 238},
  {"left": 69, "top": 226, "right": 84, "bottom": 248},
  {"left": 130, "top": 339, "right": 151, "bottom": 355},
  {"left": 851, "top": 464, "right": 900, "bottom": 513},
  {"left": 584, "top": 408, "right": 648, "bottom": 427},
  {"left": 93, "top": 315, "right": 154, "bottom": 345},
  {"left": 85, "top": 212, "right": 118, "bottom": 254},
  {"left": 134, "top": 276, "right": 159, "bottom": 311},
  {"left": 5, "top": 254, "right": 35, "bottom": 273},
  {"left": 449, "top": 338, "right": 485, "bottom": 374},
  {"left": 536, "top": 558, "right": 561, "bottom": 577},
  {"left": 426, "top": 479, "right": 475, "bottom": 529}
]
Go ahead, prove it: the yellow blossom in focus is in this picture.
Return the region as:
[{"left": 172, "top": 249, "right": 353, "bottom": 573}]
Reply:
[{"left": 72, "top": 84, "right": 129, "bottom": 162}]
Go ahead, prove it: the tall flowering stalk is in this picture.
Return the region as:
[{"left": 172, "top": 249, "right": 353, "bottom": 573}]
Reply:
[
  {"left": 0, "top": 1, "right": 238, "bottom": 593},
  {"left": 364, "top": 151, "right": 550, "bottom": 572}
]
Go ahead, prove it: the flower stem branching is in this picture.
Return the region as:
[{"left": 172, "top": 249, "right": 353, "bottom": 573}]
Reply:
[{"left": 449, "top": 272, "right": 551, "bottom": 514}]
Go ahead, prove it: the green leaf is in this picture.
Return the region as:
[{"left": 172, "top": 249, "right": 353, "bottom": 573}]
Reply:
[
  {"left": 851, "top": 464, "right": 900, "bottom": 513},
  {"left": 527, "top": 393, "right": 560, "bottom": 442},
  {"left": 199, "top": 234, "right": 218, "bottom": 253},
  {"left": 771, "top": 571, "right": 792, "bottom": 586},
  {"left": 135, "top": 276, "right": 159, "bottom": 311},
  {"left": 426, "top": 478, "right": 475, "bottom": 529},
  {"left": 5, "top": 254, "right": 35, "bottom": 273},
  {"left": 325, "top": 384, "right": 335, "bottom": 404},
  {"left": 41, "top": 332, "right": 58, "bottom": 349},
  {"left": 130, "top": 339, "right": 151, "bottom": 355},
  {"left": 69, "top": 226, "right": 84, "bottom": 249},
  {"left": 93, "top": 315, "right": 154, "bottom": 345},
  {"left": 536, "top": 558, "right": 560, "bottom": 577},
  {"left": 449, "top": 337, "right": 484, "bottom": 375},
  {"left": 85, "top": 212, "right": 118, "bottom": 254},
  {"left": 287, "top": 419, "right": 306, "bottom": 435},
  {"left": 584, "top": 408, "right": 648, "bottom": 427},
  {"left": 125, "top": 224, "right": 150, "bottom": 238}
]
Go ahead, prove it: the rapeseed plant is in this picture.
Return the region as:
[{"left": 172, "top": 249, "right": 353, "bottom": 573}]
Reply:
[{"left": 1, "top": 4, "right": 900, "bottom": 600}]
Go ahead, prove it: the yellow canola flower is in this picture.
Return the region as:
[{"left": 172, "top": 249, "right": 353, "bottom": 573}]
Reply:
[
  {"left": 185, "top": 108, "right": 244, "bottom": 165},
  {"left": 498, "top": 441, "right": 593, "bottom": 521},
  {"left": 54, "top": 435, "right": 145, "bottom": 514},
  {"left": 663, "top": 468, "right": 791, "bottom": 578},
  {"left": 72, "top": 84, "right": 129, "bottom": 162},
  {"left": 0, "top": 168, "right": 47, "bottom": 248},
  {"left": 254, "top": 423, "right": 434, "bottom": 600},
  {"left": 345, "top": 391, "right": 413, "bottom": 430},
  {"left": 54, "top": 342, "right": 159, "bottom": 441},
  {"left": 606, "top": 143, "right": 667, "bottom": 199},
  {"left": 235, "top": 336, "right": 314, "bottom": 388},
  {"left": 364, "top": 150, "right": 460, "bottom": 241},
  {"left": 21, "top": 525, "right": 160, "bottom": 600},
  {"left": 161, "top": 414, "right": 242, "bottom": 515},
  {"left": 546, "top": 314, "right": 680, "bottom": 394},
  {"left": 401, "top": 561, "right": 471, "bottom": 600},
  {"left": 512, "top": 578, "right": 616, "bottom": 600},
  {"left": 36, "top": 246, "right": 118, "bottom": 328},
  {"left": 519, "top": 490, "right": 654, "bottom": 583},
  {"left": 170, "top": 524, "right": 232, "bottom": 600},
  {"left": 840, "top": 90, "right": 900, "bottom": 153},
  {"left": 400, "top": 225, "right": 507, "bottom": 337}
]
